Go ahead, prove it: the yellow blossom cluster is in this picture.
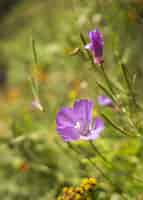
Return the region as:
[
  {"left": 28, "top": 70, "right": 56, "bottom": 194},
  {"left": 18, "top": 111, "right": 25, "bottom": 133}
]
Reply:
[
  {"left": 57, "top": 177, "right": 96, "bottom": 200},
  {"left": 80, "top": 177, "right": 96, "bottom": 192}
]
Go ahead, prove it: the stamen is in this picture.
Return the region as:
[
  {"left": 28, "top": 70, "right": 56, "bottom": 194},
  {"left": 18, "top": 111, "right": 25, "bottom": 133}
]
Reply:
[{"left": 75, "top": 121, "right": 80, "bottom": 129}]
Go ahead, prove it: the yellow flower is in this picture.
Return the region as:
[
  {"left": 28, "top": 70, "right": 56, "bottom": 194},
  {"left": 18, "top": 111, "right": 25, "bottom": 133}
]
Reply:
[
  {"left": 75, "top": 193, "right": 82, "bottom": 200},
  {"left": 58, "top": 177, "right": 96, "bottom": 200},
  {"left": 92, "top": 108, "right": 98, "bottom": 117},
  {"left": 89, "top": 177, "right": 96, "bottom": 185},
  {"left": 83, "top": 184, "right": 91, "bottom": 191},
  {"left": 32, "top": 65, "right": 48, "bottom": 82},
  {"left": 68, "top": 90, "right": 77, "bottom": 100},
  {"left": 80, "top": 177, "right": 96, "bottom": 192},
  {"left": 57, "top": 196, "right": 63, "bottom": 200},
  {"left": 63, "top": 187, "right": 69, "bottom": 194},
  {"left": 75, "top": 187, "right": 84, "bottom": 194},
  {"left": 7, "top": 87, "right": 21, "bottom": 103}
]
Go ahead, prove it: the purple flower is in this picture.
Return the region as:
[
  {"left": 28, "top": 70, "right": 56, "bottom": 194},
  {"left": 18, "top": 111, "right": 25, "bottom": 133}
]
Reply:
[
  {"left": 85, "top": 29, "right": 104, "bottom": 65},
  {"left": 56, "top": 99, "right": 104, "bottom": 142},
  {"left": 97, "top": 95, "right": 113, "bottom": 107}
]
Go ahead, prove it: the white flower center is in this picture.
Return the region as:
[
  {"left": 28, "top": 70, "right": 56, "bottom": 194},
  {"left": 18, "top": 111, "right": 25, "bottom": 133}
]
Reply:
[
  {"left": 74, "top": 121, "right": 81, "bottom": 129},
  {"left": 74, "top": 120, "right": 94, "bottom": 137}
]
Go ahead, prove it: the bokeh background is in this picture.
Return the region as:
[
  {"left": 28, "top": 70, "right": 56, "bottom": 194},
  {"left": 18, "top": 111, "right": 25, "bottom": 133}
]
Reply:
[{"left": 0, "top": 0, "right": 143, "bottom": 199}]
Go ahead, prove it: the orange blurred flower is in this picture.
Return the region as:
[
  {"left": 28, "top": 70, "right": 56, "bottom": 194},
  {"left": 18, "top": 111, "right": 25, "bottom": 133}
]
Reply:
[
  {"left": 35, "top": 69, "right": 48, "bottom": 82},
  {"left": 134, "top": 0, "right": 143, "bottom": 5},
  {"left": 128, "top": 10, "right": 138, "bottom": 22},
  {"left": 19, "top": 162, "right": 29, "bottom": 172},
  {"left": 7, "top": 87, "right": 21, "bottom": 102},
  {"left": 31, "top": 64, "right": 48, "bottom": 83}
]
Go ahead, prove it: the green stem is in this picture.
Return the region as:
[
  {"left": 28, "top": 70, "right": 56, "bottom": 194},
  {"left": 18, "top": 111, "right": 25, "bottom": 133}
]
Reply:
[
  {"left": 100, "top": 63, "right": 114, "bottom": 94},
  {"left": 31, "top": 36, "right": 39, "bottom": 97},
  {"left": 85, "top": 156, "right": 128, "bottom": 199},
  {"left": 32, "top": 37, "right": 38, "bottom": 65},
  {"left": 67, "top": 143, "right": 127, "bottom": 198},
  {"left": 68, "top": 143, "right": 112, "bottom": 182},
  {"left": 80, "top": 32, "right": 96, "bottom": 67},
  {"left": 101, "top": 113, "right": 138, "bottom": 137},
  {"left": 89, "top": 141, "right": 111, "bottom": 167},
  {"left": 121, "top": 63, "right": 137, "bottom": 107},
  {"left": 95, "top": 80, "right": 116, "bottom": 104},
  {"left": 67, "top": 143, "right": 143, "bottom": 199}
]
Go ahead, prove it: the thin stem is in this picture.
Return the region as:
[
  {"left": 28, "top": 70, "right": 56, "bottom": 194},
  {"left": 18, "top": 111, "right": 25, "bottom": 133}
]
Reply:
[
  {"left": 80, "top": 32, "right": 95, "bottom": 66},
  {"left": 89, "top": 141, "right": 111, "bottom": 167},
  {"left": 100, "top": 63, "right": 114, "bottom": 94},
  {"left": 85, "top": 156, "right": 128, "bottom": 199},
  {"left": 121, "top": 63, "right": 137, "bottom": 107},
  {"left": 67, "top": 143, "right": 127, "bottom": 198},
  {"left": 32, "top": 37, "right": 38, "bottom": 65},
  {"left": 28, "top": 76, "right": 38, "bottom": 99},
  {"left": 57, "top": 141, "right": 88, "bottom": 174},
  {"left": 90, "top": 141, "right": 143, "bottom": 187},
  {"left": 133, "top": 175, "right": 143, "bottom": 184},
  {"left": 67, "top": 143, "right": 142, "bottom": 199},
  {"left": 101, "top": 113, "right": 138, "bottom": 137},
  {"left": 31, "top": 37, "right": 39, "bottom": 95},
  {"left": 68, "top": 143, "right": 112, "bottom": 182},
  {"left": 87, "top": 157, "right": 111, "bottom": 181},
  {"left": 95, "top": 80, "right": 116, "bottom": 104}
]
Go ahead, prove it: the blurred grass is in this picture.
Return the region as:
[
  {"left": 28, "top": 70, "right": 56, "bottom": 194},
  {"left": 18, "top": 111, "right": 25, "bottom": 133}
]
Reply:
[{"left": 0, "top": 0, "right": 143, "bottom": 199}]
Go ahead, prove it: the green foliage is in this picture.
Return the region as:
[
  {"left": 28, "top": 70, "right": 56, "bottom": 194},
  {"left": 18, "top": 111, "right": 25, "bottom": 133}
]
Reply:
[{"left": 0, "top": 0, "right": 143, "bottom": 199}]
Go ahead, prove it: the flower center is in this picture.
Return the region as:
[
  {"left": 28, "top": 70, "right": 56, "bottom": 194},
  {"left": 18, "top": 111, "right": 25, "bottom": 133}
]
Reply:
[
  {"left": 74, "top": 121, "right": 81, "bottom": 129},
  {"left": 74, "top": 121, "right": 94, "bottom": 137},
  {"left": 82, "top": 123, "right": 90, "bottom": 136}
]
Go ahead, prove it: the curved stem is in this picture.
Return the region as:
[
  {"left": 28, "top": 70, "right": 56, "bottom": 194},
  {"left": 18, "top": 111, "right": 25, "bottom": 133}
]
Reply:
[
  {"left": 67, "top": 143, "right": 127, "bottom": 199},
  {"left": 101, "top": 113, "right": 139, "bottom": 137},
  {"left": 89, "top": 141, "right": 111, "bottom": 167},
  {"left": 100, "top": 63, "right": 114, "bottom": 95},
  {"left": 121, "top": 63, "right": 137, "bottom": 107}
]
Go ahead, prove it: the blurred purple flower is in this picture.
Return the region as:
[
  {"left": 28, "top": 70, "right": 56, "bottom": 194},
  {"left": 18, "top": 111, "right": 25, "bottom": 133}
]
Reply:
[
  {"left": 97, "top": 95, "right": 113, "bottom": 107},
  {"left": 85, "top": 29, "right": 104, "bottom": 65},
  {"left": 56, "top": 99, "right": 104, "bottom": 142}
]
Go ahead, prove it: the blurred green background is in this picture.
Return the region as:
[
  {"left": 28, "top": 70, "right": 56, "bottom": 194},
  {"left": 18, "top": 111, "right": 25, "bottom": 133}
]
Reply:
[{"left": 0, "top": 0, "right": 143, "bottom": 199}]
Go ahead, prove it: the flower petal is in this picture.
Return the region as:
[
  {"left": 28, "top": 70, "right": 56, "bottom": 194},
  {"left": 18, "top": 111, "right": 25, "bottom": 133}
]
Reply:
[
  {"left": 56, "top": 107, "right": 77, "bottom": 129},
  {"left": 81, "top": 117, "right": 104, "bottom": 140},
  {"left": 88, "top": 31, "right": 95, "bottom": 43},
  {"left": 97, "top": 95, "right": 113, "bottom": 106},
  {"left": 73, "top": 99, "right": 94, "bottom": 122},
  {"left": 93, "top": 117, "right": 105, "bottom": 133},
  {"left": 93, "top": 56, "right": 103, "bottom": 65},
  {"left": 57, "top": 126, "right": 80, "bottom": 142},
  {"left": 80, "top": 131, "right": 100, "bottom": 140},
  {"left": 87, "top": 29, "right": 104, "bottom": 64},
  {"left": 89, "top": 29, "right": 103, "bottom": 44}
]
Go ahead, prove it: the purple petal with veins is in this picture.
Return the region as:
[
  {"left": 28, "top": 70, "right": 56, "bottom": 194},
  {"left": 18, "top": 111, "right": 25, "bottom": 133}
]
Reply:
[
  {"left": 85, "top": 29, "right": 104, "bottom": 65},
  {"left": 56, "top": 99, "right": 104, "bottom": 142}
]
